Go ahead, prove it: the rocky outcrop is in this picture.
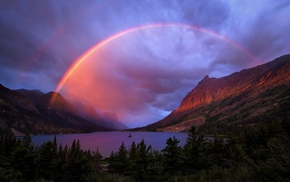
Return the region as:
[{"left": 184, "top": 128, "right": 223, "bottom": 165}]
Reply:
[{"left": 140, "top": 54, "right": 290, "bottom": 132}]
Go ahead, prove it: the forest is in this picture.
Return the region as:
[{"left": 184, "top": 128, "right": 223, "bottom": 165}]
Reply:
[{"left": 1, "top": 118, "right": 290, "bottom": 182}]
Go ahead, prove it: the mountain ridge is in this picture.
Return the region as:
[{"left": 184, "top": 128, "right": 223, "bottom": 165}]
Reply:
[
  {"left": 0, "top": 85, "right": 125, "bottom": 135},
  {"left": 135, "top": 54, "right": 290, "bottom": 132}
]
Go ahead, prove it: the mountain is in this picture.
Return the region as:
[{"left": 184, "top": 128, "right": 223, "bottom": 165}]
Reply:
[
  {"left": 35, "top": 92, "right": 112, "bottom": 132},
  {"left": 0, "top": 85, "right": 39, "bottom": 114},
  {"left": 137, "top": 54, "right": 290, "bottom": 133},
  {"left": 15, "top": 89, "right": 45, "bottom": 103},
  {"left": 0, "top": 85, "right": 113, "bottom": 135},
  {"left": 76, "top": 104, "right": 128, "bottom": 130},
  {"left": 0, "top": 84, "right": 52, "bottom": 135},
  {"left": 99, "top": 112, "right": 128, "bottom": 130},
  {"left": 15, "top": 89, "right": 127, "bottom": 131},
  {"left": 37, "top": 92, "right": 77, "bottom": 113}
]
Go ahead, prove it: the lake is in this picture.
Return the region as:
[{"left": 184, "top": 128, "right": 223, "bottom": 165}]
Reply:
[{"left": 30, "top": 131, "right": 189, "bottom": 157}]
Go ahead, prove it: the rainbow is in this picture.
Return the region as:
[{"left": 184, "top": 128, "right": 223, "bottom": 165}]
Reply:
[{"left": 52, "top": 23, "right": 259, "bottom": 104}]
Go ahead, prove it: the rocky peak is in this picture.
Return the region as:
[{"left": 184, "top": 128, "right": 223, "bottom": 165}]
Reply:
[
  {"left": 139, "top": 54, "right": 290, "bottom": 132},
  {"left": 197, "top": 75, "right": 216, "bottom": 86},
  {"left": 37, "top": 92, "right": 76, "bottom": 113},
  {"left": 177, "top": 55, "right": 290, "bottom": 114},
  {"left": 200, "top": 75, "right": 210, "bottom": 82}
]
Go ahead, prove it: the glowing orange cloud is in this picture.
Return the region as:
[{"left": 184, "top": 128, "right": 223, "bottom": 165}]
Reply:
[
  {"left": 50, "top": 23, "right": 260, "bottom": 127},
  {"left": 55, "top": 23, "right": 259, "bottom": 94}
]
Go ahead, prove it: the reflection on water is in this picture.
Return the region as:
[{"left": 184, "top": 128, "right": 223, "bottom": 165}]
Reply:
[{"left": 30, "top": 132, "right": 188, "bottom": 157}]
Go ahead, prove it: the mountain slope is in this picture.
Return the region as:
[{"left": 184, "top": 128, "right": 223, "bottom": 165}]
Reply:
[
  {"left": 99, "top": 112, "right": 128, "bottom": 130},
  {"left": 0, "top": 84, "right": 57, "bottom": 135},
  {"left": 37, "top": 92, "right": 77, "bottom": 113},
  {"left": 139, "top": 54, "right": 290, "bottom": 132},
  {"left": 18, "top": 90, "right": 127, "bottom": 130},
  {"left": 35, "top": 92, "right": 111, "bottom": 132},
  {"left": 76, "top": 104, "right": 128, "bottom": 130},
  {"left": 0, "top": 85, "right": 112, "bottom": 135}
]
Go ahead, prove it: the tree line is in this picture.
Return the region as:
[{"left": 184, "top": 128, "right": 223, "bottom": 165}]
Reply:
[
  {"left": 108, "top": 119, "right": 290, "bottom": 181},
  {"left": 1, "top": 118, "right": 290, "bottom": 181},
  {"left": 0, "top": 133, "right": 102, "bottom": 182}
]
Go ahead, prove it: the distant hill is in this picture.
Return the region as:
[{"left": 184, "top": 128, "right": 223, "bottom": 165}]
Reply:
[
  {"left": 75, "top": 103, "right": 128, "bottom": 130},
  {"left": 99, "top": 111, "right": 128, "bottom": 130},
  {"left": 0, "top": 85, "right": 122, "bottom": 135},
  {"left": 135, "top": 54, "right": 290, "bottom": 133}
]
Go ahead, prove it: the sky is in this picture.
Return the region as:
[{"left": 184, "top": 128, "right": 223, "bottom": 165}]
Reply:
[{"left": 0, "top": 0, "right": 290, "bottom": 128}]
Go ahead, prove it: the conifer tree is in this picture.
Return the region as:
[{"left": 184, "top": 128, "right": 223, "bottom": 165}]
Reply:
[
  {"left": 91, "top": 148, "right": 102, "bottom": 172},
  {"left": 133, "top": 139, "right": 152, "bottom": 181},
  {"left": 54, "top": 144, "right": 66, "bottom": 182},
  {"left": 37, "top": 141, "right": 57, "bottom": 180},
  {"left": 10, "top": 133, "right": 36, "bottom": 181},
  {"left": 115, "top": 142, "right": 128, "bottom": 174},
  {"left": 162, "top": 136, "right": 182, "bottom": 174},
  {"left": 127, "top": 141, "right": 137, "bottom": 175},
  {"left": 183, "top": 126, "right": 209, "bottom": 172}
]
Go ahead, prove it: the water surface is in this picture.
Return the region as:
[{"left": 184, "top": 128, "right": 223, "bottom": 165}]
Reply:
[{"left": 31, "top": 131, "right": 188, "bottom": 157}]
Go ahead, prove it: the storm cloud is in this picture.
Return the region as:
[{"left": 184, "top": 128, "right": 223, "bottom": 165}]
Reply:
[{"left": 1, "top": 0, "right": 290, "bottom": 127}]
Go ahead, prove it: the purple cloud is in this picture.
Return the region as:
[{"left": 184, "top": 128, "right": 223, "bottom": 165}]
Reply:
[{"left": 0, "top": 0, "right": 290, "bottom": 127}]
